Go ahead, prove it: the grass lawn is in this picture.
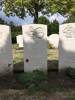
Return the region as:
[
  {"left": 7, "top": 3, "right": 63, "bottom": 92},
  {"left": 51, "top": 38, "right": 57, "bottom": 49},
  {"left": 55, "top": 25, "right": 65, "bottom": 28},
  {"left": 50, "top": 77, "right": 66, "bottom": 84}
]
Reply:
[
  {"left": 0, "top": 44, "right": 75, "bottom": 100},
  {"left": 13, "top": 44, "right": 58, "bottom": 64},
  {"left": 13, "top": 44, "right": 24, "bottom": 64}
]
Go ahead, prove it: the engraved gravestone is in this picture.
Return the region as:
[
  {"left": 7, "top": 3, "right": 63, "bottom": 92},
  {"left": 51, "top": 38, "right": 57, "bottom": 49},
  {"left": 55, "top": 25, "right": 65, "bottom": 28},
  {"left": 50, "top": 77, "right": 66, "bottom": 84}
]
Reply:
[
  {"left": 48, "top": 34, "right": 59, "bottom": 48},
  {"left": 16, "top": 35, "right": 23, "bottom": 48},
  {"left": 59, "top": 23, "right": 75, "bottom": 70},
  {"left": 0, "top": 25, "right": 13, "bottom": 75},
  {"left": 22, "top": 24, "right": 47, "bottom": 72}
]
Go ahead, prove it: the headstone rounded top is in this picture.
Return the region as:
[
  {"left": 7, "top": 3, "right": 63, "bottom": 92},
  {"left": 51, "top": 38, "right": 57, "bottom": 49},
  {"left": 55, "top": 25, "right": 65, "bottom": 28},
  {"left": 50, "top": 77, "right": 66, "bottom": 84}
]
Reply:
[
  {"left": 48, "top": 34, "right": 59, "bottom": 48},
  {"left": 17, "top": 35, "right": 23, "bottom": 38},
  {"left": 60, "top": 23, "right": 75, "bottom": 26},
  {"left": 0, "top": 25, "right": 10, "bottom": 32},
  {"left": 22, "top": 24, "right": 47, "bottom": 26}
]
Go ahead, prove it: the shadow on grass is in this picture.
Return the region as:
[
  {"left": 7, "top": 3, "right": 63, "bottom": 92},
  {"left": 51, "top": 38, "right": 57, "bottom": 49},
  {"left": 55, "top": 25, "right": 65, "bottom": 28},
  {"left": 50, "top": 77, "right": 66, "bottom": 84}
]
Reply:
[
  {"left": 13, "top": 60, "right": 58, "bottom": 72},
  {"left": 47, "top": 60, "right": 58, "bottom": 71},
  {"left": 0, "top": 62, "right": 24, "bottom": 89},
  {"left": 14, "top": 62, "right": 24, "bottom": 72}
]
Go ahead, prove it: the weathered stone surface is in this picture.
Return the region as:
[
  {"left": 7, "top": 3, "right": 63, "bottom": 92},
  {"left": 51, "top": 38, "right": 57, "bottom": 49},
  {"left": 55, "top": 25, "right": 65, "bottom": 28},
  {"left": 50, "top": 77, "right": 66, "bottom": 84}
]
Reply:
[
  {"left": 22, "top": 24, "right": 47, "bottom": 72},
  {"left": 47, "top": 34, "right": 59, "bottom": 48},
  {"left": 16, "top": 35, "right": 23, "bottom": 48},
  {"left": 0, "top": 25, "right": 13, "bottom": 75},
  {"left": 59, "top": 23, "right": 75, "bottom": 70}
]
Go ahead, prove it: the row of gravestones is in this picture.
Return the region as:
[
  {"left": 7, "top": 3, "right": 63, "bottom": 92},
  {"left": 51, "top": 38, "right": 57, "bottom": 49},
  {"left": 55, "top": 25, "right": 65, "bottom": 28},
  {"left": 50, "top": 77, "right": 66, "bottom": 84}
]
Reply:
[
  {"left": 0, "top": 23, "right": 75, "bottom": 75},
  {"left": 16, "top": 33, "right": 59, "bottom": 48}
]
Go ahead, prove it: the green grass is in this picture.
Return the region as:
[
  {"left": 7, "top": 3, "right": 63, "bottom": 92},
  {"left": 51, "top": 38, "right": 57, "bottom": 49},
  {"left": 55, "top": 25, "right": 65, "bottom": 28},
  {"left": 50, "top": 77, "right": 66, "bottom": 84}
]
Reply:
[
  {"left": 15, "top": 70, "right": 64, "bottom": 94},
  {"left": 12, "top": 44, "right": 60, "bottom": 94},
  {"left": 16, "top": 70, "right": 47, "bottom": 85},
  {"left": 47, "top": 49, "right": 58, "bottom": 60},
  {"left": 66, "top": 67, "right": 75, "bottom": 78},
  {"left": 12, "top": 44, "right": 58, "bottom": 64},
  {"left": 12, "top": 44, "right": 58, "bottom": 71},
  {"left": 68, "top": 96, "right": 75, "bottom": 100},
  {"left": 12, "top": 44, "right": 24, "bottom": 64},
  {"left": 12, "top": 44, "right": 65, "bottom": 95}
]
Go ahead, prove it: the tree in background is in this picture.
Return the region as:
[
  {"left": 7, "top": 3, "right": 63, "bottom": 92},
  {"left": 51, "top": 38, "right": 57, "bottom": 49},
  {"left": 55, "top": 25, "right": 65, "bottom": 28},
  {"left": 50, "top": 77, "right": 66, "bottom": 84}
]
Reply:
[
  {"left": 38, "top": 16, "right": 59, "bottom": 35},
  {"left": 4, "top": 0, "right": 47, "bottom": 23},
  {"left": 4, "top": 0, "right": 75, "bottom": 23},
  {"left": 38, "top": 16, "right": 50, "bottom": 35},
  {"left": 3, "top": 0, "right": 75, "bottom": 43},
  {"left": 38, "top": 16, "right": 50, "bottom": 25},
  {"left": 46, "top": 0, "right": 75, "bottom": 24},
  {"left": 48, "top": 20, "right": 59, "bottom": 35},
  {"left": 3, "top": 0, "right": 75, "bottom": 23},
  {"left": 47, "top": 0, "right": 75, "bottom": 15},
  {"left": 4, "top": 0, "right": 75, "bottom": 24},
  {"left": 11, "top": 25, "right": 22, "bottom": 43},
  {"left": 0, "top": 18, "right": 6, "bottom": 24}
]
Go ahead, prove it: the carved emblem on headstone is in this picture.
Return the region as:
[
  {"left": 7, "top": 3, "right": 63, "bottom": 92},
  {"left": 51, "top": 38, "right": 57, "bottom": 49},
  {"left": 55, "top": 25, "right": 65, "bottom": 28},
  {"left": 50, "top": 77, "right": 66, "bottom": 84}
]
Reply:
[
  {"left": 27, "top": 27, "right": 44, "bottom": 39},
  {"left": 62, "top": 25, "right": 75, "bottom": 38}
]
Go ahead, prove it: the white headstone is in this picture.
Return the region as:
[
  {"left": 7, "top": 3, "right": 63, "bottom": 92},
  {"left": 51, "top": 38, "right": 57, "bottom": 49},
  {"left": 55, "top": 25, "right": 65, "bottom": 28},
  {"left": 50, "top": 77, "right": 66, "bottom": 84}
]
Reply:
[
  {"left": 16, "top": 35, "right": 23, "bottom": 47},
  {"left": 0, "top": 25, "right": 13, "bottom": 75},
  {"left": 59, "top": 23, "right": 75, "bottom": 70},
  {"left": 22, "top": 24, "right": 47, "bottom": 72},
  {"left": 47, "top": 34, "right": 59, "bottom": 48}
]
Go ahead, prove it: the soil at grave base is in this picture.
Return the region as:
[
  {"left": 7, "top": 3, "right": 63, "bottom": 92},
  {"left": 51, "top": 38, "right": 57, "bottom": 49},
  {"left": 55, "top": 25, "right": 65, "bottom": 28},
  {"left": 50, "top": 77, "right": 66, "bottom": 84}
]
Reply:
[
  {"left": 0, "top": 74, "right": 23, "bottom": 89},
  {"left": 0, "top": 72, "right": 75, "bottom": 100},
  {"left": 0, "top": 90, "right": 70, "bottom": 100}
]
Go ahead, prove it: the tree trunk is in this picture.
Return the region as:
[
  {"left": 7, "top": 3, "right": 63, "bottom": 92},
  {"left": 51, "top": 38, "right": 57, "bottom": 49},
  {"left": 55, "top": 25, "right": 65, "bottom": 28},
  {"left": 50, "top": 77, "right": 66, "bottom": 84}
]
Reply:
[
  {"left": 34, "top": 11, "right": 38, "bottom": 24},
  {"left": 21, "top": 7, "right": 25, "bottom": 18}
]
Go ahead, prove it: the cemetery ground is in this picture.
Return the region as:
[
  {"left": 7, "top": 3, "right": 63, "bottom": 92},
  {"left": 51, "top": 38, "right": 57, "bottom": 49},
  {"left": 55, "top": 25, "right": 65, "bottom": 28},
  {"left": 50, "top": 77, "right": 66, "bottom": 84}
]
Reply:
[{"left": 0, "top": 44, "right": 75, "bottom": 100}]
